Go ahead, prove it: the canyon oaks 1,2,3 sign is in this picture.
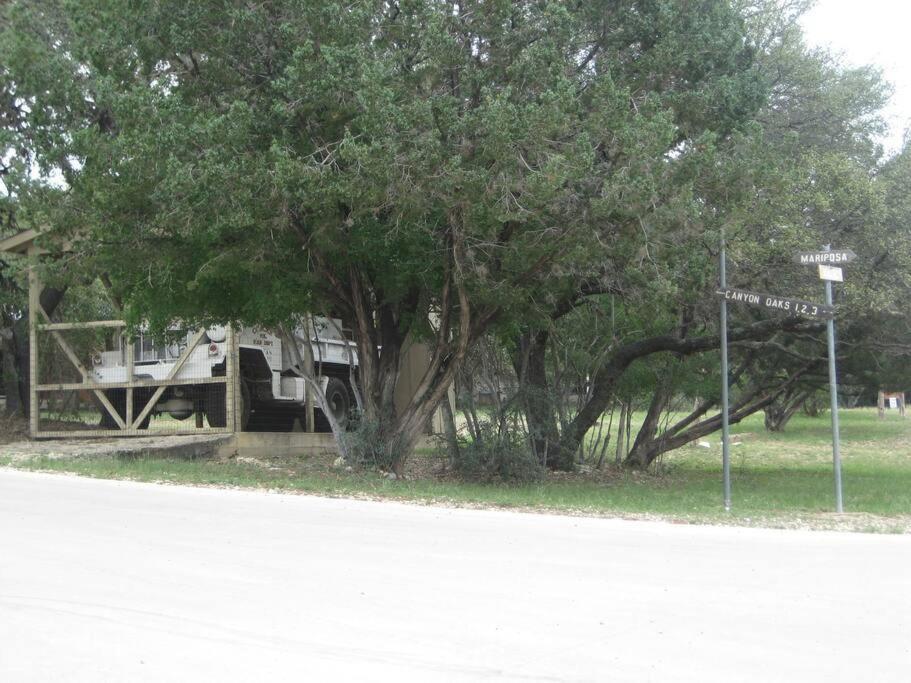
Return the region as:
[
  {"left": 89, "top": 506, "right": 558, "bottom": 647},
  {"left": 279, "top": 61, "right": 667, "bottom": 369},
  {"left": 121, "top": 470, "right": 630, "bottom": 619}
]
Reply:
[{"left": 715, "top": 288, "right": 835, "bottom": 319}]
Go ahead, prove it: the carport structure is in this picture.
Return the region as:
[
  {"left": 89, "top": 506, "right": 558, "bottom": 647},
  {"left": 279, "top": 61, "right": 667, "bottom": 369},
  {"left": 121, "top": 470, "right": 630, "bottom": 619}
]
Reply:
[
  {"left": 0, "top": 228, "right": 240, "bottom": 439},
  {"left": 1, "top": 227, "right": 446, "bottom": 448}
]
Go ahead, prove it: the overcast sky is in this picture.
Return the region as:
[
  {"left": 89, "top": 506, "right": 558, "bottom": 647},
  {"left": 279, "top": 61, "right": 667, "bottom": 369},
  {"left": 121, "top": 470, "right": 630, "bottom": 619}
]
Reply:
[{"left": 801, "top": 0, "right": 910, "bottom": 155}]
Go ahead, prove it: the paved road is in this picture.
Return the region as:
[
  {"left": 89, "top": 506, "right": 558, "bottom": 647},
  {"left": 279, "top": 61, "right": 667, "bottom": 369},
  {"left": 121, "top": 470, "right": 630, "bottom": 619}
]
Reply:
[{"left": 1, "top": 470, "right": 909, "bottom": 682}]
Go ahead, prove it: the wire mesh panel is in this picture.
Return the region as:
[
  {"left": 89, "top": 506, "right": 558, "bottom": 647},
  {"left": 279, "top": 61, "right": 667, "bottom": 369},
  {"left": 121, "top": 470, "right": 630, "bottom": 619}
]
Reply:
[
  {"left": 33, "top": 319, "right": 235, "bottom": 438},
  {"left": 28, "top": 276, "right": 366, "bottom": 439}
]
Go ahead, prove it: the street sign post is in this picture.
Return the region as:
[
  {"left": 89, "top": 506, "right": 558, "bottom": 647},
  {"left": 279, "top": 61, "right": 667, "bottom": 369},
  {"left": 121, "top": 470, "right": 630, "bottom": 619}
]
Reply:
[
  {"left": 823, "top": 270, "right": 844, "bottom": 513},
  {"left": 717, "top": 244, "right": 853, "bottom": 513},
  {"left": 794, "top": 245, "right": 851, "bottom": 513},
  {"left": 715, "top": 288, "right": 834, "bottom": 319},
  {"left": 716, "top": 280, "right": 831, "bottom": 513},
  {"left": 719, "top": 233, "right": 731, "bottom": 512}
]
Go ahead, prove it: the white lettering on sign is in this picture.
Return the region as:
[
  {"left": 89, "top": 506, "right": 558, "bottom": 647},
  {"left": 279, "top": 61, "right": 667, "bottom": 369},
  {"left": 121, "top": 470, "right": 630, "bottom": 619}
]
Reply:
[
  {"left": 717, "top": 288, "right": 830, "bottom": 319},
  {"left": 795, "top": 249, "right": 856, "bottom": 265},
  {"left": 725, "top": 290, "right": 760, "bottom": 304},
  {"left": 764, "top": 297, "right": 792, "bottom": 311},
  {"left": 800, "top": 252, "right": 848, "bottom": 264}
]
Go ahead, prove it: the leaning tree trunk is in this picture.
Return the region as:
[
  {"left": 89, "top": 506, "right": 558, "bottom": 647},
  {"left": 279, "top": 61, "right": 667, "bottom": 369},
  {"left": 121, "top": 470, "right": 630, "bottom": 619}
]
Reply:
[
  {"left": 763, "top": 389, "right": 809, "bottom": 432},
  {"left": 619, "top": 364, "right": 816, "bottom": 470},
  {"left": 624, "top": 382, "right": 672, "bottom": 469},
  {"left": 763, "top": 405, "right": 786, "bottom": 432}
]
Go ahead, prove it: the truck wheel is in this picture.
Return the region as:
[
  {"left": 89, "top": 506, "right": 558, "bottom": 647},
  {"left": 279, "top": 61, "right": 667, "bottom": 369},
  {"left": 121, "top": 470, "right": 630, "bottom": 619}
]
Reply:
[
  {"left": 98, "top": 389, "right": 125, "bottom": 429},
  {"left": 205, "top": 384, "right": 227, "bottom": 428},
  {"left": 314, "top": 378, "right": 350, "bottom": 432},
  {"left": 133, "top": 388, "right": 153, "bottom": 429},
  {"left": 236, "top": 378, "right": 254, "bottom": 431},
  {"left": 211, "top": 379, "right": 254, "bottom": 430}
]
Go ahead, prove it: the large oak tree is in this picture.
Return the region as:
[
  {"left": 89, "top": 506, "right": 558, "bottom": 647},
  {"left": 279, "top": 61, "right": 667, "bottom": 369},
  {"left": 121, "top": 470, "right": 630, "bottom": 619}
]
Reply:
[{"left": 2, "top": 1, "right": 769, "bottom": 470}]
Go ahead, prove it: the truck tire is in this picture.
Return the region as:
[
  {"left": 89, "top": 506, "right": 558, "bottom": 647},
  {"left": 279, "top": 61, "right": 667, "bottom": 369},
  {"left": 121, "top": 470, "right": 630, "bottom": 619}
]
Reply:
[
  {"left": 314, "top": 377, "right": 350, "bottom": 432},
  {"left": 133, "top": 388, "right": 153, "bottom": 429},
  {"left": 207, "top": 380, "right": 253, "bottom": 430},
  {"left": 204, "top": 384, "right": 227, "bottom": 428}
]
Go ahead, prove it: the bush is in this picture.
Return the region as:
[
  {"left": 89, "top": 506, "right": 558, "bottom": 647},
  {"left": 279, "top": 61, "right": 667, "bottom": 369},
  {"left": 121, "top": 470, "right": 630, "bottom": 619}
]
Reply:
[
  {"left": 450, "top": 420, "right": 543, "bottom": 484},
  {"left": 339, "top": 417, "right": 400, "bottom": 471}
]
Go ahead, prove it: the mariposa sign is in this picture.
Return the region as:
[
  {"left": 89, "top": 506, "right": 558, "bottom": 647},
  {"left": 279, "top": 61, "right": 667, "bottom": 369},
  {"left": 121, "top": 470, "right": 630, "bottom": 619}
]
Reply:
[{"left": 793, "top": 249, "right": 857, "bottom": 265}]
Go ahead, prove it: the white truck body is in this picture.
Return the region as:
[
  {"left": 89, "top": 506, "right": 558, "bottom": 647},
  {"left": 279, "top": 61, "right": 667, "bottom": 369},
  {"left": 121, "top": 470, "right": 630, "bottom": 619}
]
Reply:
[{"left": 90, "top": 319, "right": 357, "bottom": 428}]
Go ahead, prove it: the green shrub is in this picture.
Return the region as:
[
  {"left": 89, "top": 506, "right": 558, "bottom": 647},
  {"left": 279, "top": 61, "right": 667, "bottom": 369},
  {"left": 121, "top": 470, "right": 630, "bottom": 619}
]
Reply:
[
  {"left": 450, "top": 421, "right": 543, "bottom": 484},
  {"left": 340, "top": 417, "right": 400, "bottom": 471}
]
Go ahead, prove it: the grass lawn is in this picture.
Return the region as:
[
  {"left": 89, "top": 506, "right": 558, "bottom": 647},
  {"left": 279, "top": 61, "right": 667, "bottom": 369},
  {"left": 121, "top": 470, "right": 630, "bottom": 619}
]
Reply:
[{"left": 2, "top": 408, "right": 910, "bottom": 533}]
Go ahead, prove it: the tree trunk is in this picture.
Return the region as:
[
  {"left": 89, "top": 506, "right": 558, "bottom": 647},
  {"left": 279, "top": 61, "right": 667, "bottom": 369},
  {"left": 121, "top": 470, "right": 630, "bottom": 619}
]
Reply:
[
  {"left": 553, "top": 317, "right": 821, "bottom": 468},
  {"left": 614, "top": 401, "right": 627, "bottom": 466},
  {"left": 385, "top": 317, "right": 474, "bottom": 476},
  {"left": 625, "top": 382, "right": 671, "bottom": 468},
  {"left": 2, "top": 335, "right": 20, "bottom": 416},
  {"left": 279, "top": 325, "right": 352, "bottom": 460},
  {"left": 763, "top": 389, "right": 809, "bottom": 432},
  {"left": 619, "top": 365, "right": 816, "bottom": 469},
  {"left": 514, "top": 330, "right": 571, "bottom": 471},
  {"left": 439, "top": 391, "right": 460, "bottom": 467}
]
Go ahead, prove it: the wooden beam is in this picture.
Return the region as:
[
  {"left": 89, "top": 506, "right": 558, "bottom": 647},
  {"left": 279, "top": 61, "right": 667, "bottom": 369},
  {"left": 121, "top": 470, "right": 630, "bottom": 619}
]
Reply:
[
  {"left": 36, "top": 304, "right": 126, "bottom": 429},
  {"left": 130, "top": 328, "right": 207, "bottom": 429},
  {"left": 28, "top": 268, "right": 39, "bottom": 437},
  {"left": 0, "top": 228, "right": 40, "bottom": 255},
  {"left": 38, "top": 320, "right": 127, "bottom": 331},
  {"left": 225, "top": 326, "right": 238, "bottom": 432},
  {"left": 33, "top": 427, "right": 230, "bottom": 439},
  {"left": 36, "top": 376, "right": 228, "bottom": 392},
  {"left": 125, "top": 332, "right": 134, "bottom": 429}
]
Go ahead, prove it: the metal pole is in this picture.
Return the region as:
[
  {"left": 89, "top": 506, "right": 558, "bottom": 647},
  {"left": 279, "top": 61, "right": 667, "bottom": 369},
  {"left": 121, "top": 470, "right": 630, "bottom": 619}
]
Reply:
[
  {"left": 720, "top": 231, "right": 731, "bottom": 511},
  {"left": 825, "top": 274, "right": 844, "bottom": 513}
]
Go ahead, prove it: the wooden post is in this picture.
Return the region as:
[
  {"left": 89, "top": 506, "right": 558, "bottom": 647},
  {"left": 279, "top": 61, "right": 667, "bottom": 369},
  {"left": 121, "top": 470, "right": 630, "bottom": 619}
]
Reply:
[
  {"left": 226, "top": 326, "right": 237, "bottom": 432},
  {"left": 28, "top": 267, "right": 39, "bottom": 437},
  {"left": 303, "top": 315, "right": 315, "bottom": 433},
  {"left": 877, "top": 390, "right": 885, "bottom": 419},
  {"left": 36, "top": 304, "right": 126, "bottom": 430},
  {"left": 305, "top": 385, "right": 315, "bottom": 433},
  {"left": 124, "top": 331, "right": 134, "bottom": 428}
]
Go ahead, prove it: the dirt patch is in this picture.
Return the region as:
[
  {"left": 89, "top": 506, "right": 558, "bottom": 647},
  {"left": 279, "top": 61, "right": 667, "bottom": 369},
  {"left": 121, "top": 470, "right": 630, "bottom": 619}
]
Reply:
[
  {"left": 708, "top": 512, "right": 911, "bottom": 534},
  {"left": 0, "top": 433, "right": 231, "bottom": 463}
]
